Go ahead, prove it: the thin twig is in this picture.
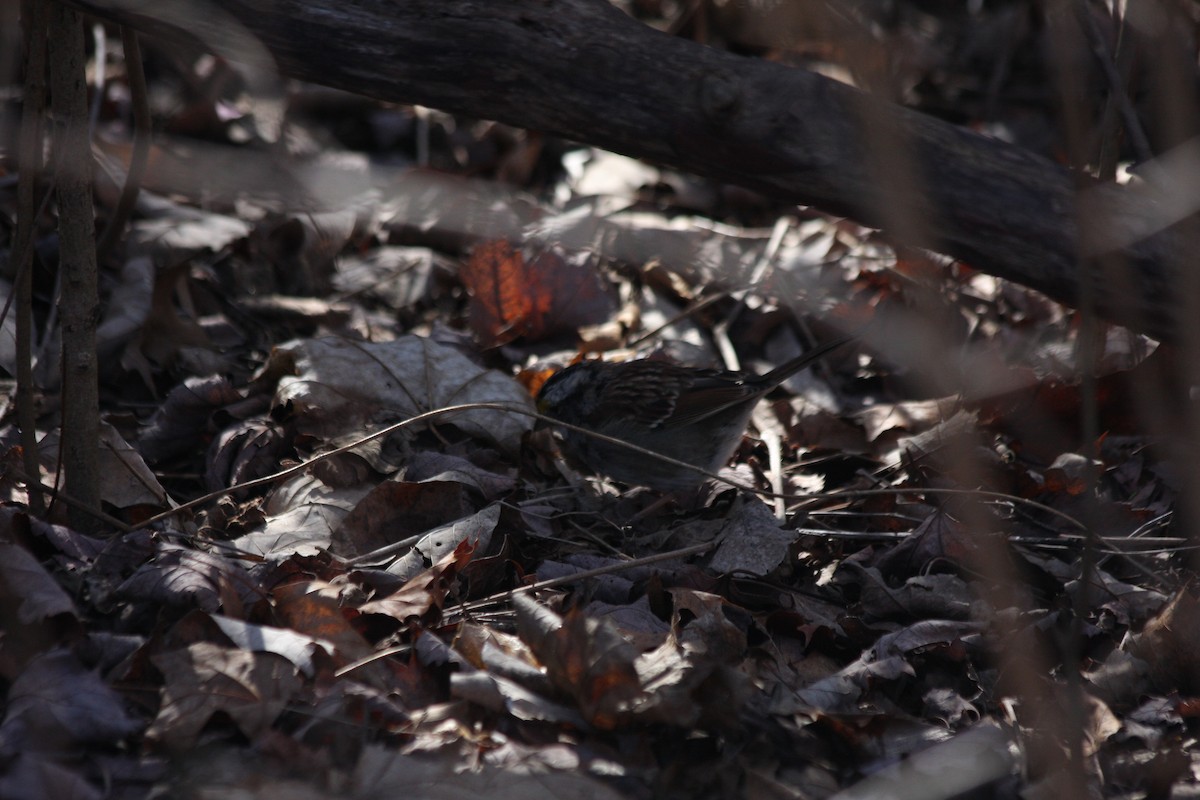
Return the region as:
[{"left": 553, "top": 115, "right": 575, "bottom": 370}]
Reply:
[
  {"left": 15, "top": 0, "right": 48, "bottom": 514},
  {"left": 96, "top": 27, "right": 152, "bottom": 264},
  {"left": 3, "top": 466, "right": 132, "bottom": 532},
  {"left": 450, "top": 540, "right": 717, "bottom": 616},
  {"left": 1075, "top": 0, "right": 1152, "bottom": 164}
]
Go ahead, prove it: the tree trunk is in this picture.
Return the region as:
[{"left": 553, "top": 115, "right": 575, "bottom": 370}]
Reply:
[{"left": 49, "top": 1, "right": 102, "bottom": 530}]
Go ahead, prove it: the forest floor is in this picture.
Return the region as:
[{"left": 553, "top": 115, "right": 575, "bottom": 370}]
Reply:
[{"left": 3, "top": 2, "right": 1198, "bottom": 798}]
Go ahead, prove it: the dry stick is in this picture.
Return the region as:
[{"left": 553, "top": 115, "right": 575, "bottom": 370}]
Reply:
[
  {"left": 791, "top": 485, "right": 1086, "bottom": 533},
  {"left": 802, "top": 505, "right": 1178, "bottom": 591},
  {"left": 48, "top": 1, "right": 103, "bottom": 530},
  {"left": 95, "top": 27, "right": 152, "bottom": 265},
  {"left": 623, "top": 289, "right": 731, "bottom": 350},
  {"left": 129, "top": 403, "right": 770, "bottom": 534},
  {"left": 15, "top": 0, "right": 48, "bottom": 515},
  {"left": 101, "top": 435, "right": 173, "bottom": 508},
  {"left": 713, "top": 216, "right": 790, "bottom": 373},
  {"left": 1093, "top": 19, "right": 1134, "bottom": 180},
  {"left": 58, "top": 0, "right": 1200, "bottom": 343},
  {"left": 798, "top": 527, "right": 1186, "bottom": 553},
  {"left": 345, "top": 502, "right": 1163, "bottom": 680},
  {"left": 129, "top": 400, "right": 1090, "bottom": 558},
  {"left": 125, "top": 401, "right": 1113, "bottom": 677},
  {"left": 130, "top": 403, "right": 540, "bottom": 532},
  {"left": 334, "top": 644, "right": 413, "bottom": 679},
  {"left": 6, "top": 185, "right": 59, "bottom": 513},
  {"left": 1075, "top": 0, "right": 1152, "bottom": 166},
  {"left": 354, "top": 490, "right": 1102, "bottom": 674},
  {"left": 4, "top": 466, "right": 132, "bottom": 532},
  {"left": 130, "top": 402, "right": 740, "bottom": 532},
  {"left": 102, "top": 398, "right": 1124, "bottom": 690},
  {"left": 6, "top": 462, "right": 268, "bottom": 561},
  {"left": 763, "top": 427, "right": 785, "bottom": 519},
  {"left": 453, "top": 540, "right": 716, "bottom": 616},
  {"left": 335, "top": 539, "right": 718, "bottom": 678},
  {"left": 0, "top": 187, "right": 55, "bottom": 333},
  {"left": 1052, "top": 7, "right": 1104, "bottom": 794}
]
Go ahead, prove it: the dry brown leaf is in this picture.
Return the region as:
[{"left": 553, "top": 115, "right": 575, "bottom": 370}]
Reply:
[
  {"left": 4, "top": 649, "right": 140, "bottom": 747},
  {"left": 230, "top": 472, "right": 373, "bottom": 558},
  {"left": 148, "top": 642, "right": 301, "bottom": 750},
  {"left": 513, "top": 595, "right": 644, "bottom": 730},
  {"left": 461, "top": 240, "right": 613, "bottom": 346},
  {"left": 357, "top": 539, "right": 474, "bottom": 624},
  {"left": 331, "top": 478, "right": 476, "bottom": 558},
  {"left": 271, "top": 581, "right": 375, "bottom": 664},
  {"left": 116, "top": 544, "right": 260, "bottom": 613},
  {"left": 385, "top": 504, "right": 500, "bottom": 581}
]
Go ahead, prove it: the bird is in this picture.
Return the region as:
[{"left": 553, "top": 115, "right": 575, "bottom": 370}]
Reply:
[{"left": 535, "top": 336, "right": 851, "bottom": 490}]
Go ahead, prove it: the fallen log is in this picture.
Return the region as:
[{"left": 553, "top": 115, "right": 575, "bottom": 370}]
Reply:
[{"left": 68, "top": 0, "right": 1200, "bottom": 342}]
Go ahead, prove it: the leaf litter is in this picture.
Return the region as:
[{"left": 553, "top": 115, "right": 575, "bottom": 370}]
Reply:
[{"left": 4, "top": 13, "right": 1198, "bottom": 798}]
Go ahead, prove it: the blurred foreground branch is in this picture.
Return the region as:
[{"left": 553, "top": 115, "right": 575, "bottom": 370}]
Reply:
[{"left": 67, "top": 0, "right": 1197, "bottom": 342}]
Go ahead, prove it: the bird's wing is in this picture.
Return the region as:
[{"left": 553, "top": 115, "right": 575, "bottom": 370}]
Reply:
[
  {"left": 594, "top": 360, "right": 693, "bottom": 428},
  {"left": 661, "top": 372, "right": 759, "bottom": 427}
]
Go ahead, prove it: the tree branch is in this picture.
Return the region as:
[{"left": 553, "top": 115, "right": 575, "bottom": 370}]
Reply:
[{"left": 68, "top": 0, "right": 1196, "bottom": 341}]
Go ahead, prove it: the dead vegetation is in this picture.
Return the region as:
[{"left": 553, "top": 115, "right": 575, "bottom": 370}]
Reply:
[{"left": 2, "top": 1, "right": 1200, "bottom": 798}]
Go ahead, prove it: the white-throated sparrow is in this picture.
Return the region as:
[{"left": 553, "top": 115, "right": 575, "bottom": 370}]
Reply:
[{"left": 536, "top": 336, "right": 851, "bottom": 490}]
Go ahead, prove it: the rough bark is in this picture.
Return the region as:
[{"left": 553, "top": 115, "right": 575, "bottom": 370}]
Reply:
[
  {"left": 67, "top": 0, "right": 1197, "bottom": 341},
  {"left": 16, "top": 0, "right": 47, "bottom": 514},
  {"left": 49, "top": 1, "right": 102, "bottom": 529}
]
